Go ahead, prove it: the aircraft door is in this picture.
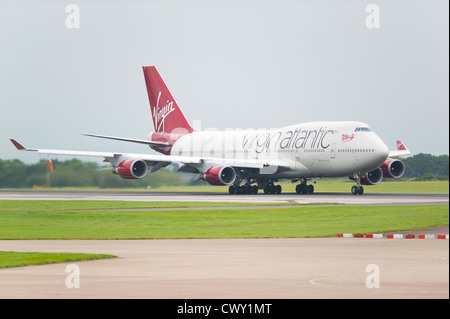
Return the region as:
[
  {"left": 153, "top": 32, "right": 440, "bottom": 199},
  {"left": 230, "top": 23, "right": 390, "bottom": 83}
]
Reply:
[{"left": 330, "top": 143, "right": 336, "bottom": 159}]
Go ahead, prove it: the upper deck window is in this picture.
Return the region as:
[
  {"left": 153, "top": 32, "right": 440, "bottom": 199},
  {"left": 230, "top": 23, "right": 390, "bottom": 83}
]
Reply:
[{"left": 355, "top": 127, "right": 372, "bottom": 132}]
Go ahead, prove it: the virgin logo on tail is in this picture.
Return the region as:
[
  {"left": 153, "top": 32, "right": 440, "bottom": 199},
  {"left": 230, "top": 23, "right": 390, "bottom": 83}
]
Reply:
[{"left": 153, "top": 91, "right": 175, "bottom": 132}]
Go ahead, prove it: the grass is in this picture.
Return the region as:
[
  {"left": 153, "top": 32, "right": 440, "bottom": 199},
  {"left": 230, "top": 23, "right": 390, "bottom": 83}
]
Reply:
[
  {"left": 0, "top": 251, "right": 115, "bottom": 269},
  {"left": 0, "top": 205, "right": 447, "bottom": 239},
  {"left": 0, "top": 198, "right": 447, "bottom": 267}
]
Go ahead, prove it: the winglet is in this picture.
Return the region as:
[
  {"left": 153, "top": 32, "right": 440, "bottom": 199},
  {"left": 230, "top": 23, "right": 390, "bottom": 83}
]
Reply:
[
  {"left": 10, "top": 139, "right": 26, "bottom": 150},
  {"left": 389, "top": 140, "right": 411, "bottom": 157},
  {"left": 397, "top": 140, "right": 407, "bottom": 151}
]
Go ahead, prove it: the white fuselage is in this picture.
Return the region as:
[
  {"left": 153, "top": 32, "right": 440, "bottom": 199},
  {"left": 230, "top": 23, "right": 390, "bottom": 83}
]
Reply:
[{"left": 169, "top": 121, "right": 389, "bottom": 180}]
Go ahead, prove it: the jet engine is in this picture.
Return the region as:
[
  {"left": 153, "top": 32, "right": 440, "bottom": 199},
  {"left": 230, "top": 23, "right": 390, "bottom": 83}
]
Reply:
[
  {"left": 381, "top": 158, "right": 405, "bottom": 179},
  {"left": 204, "top": 166, "right": 236, "bottom": 186},
  {"left": 113, "top": 159, "right": 148, "bottom": 179},
  {"left": 361, "top": 167, "right": 383, "bottom": 185}
]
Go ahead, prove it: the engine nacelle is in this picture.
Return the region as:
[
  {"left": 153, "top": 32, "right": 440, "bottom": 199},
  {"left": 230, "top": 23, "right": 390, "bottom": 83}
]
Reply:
[
  {"left": 381, "top": 158, "right": 405, "bottom": 179},
  {"left": 361, "top": 167, "right": 383, "bottom": 185},
  {"left": 204, "top": 166, "right": 236, "bottom": 186},
  {"left": 113, "top": 159, "right": 148, "bottom": 179}
]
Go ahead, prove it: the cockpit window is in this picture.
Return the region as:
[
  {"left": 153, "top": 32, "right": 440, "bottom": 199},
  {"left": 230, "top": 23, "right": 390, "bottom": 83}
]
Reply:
[{"left": 355, "top": 127, "right": 372, "bottom": 132}]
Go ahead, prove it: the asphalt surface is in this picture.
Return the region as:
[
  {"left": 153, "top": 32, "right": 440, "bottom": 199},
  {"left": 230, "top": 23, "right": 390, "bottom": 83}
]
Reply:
[
  {"left": 0, "top": 190, "right": 448, "bottom": 206},
  {"left": 0, "top": 238, "right": 448, "bottom": 299}
]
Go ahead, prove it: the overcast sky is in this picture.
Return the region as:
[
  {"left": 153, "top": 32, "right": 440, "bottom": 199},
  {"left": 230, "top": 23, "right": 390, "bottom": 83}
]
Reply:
[{"left": 1, "top": 0, "right": 448, "bottom": 163}]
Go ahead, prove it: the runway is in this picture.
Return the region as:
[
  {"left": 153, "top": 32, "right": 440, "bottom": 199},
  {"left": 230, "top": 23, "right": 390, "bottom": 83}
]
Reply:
[
  {"left": 0, "top": 238, "right": 448, "bottom": 299},
  {"left": 0, "top": 190, "right": 448, "bottom": 206}
]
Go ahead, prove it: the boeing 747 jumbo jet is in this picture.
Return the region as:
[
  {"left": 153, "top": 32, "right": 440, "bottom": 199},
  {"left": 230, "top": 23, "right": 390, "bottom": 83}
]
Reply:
[{"left": 11, "top": 66, "right": 410, "bottom": 195}]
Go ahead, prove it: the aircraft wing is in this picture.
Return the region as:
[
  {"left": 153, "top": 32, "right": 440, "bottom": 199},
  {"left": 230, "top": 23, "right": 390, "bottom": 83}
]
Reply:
[
  {"left": 9, "top": 139, "right": 287, "bottom": 173},
  {"left": 388, "top": 140, "right": 411, "bottom": 157},
  {"left": 82, "top": 133, "right": 169, "bottom": 147}
]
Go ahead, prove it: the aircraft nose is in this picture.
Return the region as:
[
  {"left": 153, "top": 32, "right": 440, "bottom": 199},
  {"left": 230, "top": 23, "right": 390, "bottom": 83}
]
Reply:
[{"left": 373, "top": 135, "right": 389, "bottom": 164}]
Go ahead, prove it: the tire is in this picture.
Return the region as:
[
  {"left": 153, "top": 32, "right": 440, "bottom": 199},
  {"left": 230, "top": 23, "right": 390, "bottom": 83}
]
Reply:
[
  {"left": 228, "top": 186, "right": 235, "bottom": 195},
  {"left": 296, "top": 184, "right": 307, "bottom": 194},
  {"left": 351, "top": 186, "right": 358, "bottom": 195},
  {"left": 307, "top": 184, "right": 314, "bottom": 194},
  {"left": 357, "top": 186, "right": 364, "bottom": 195},
  {"left": 301, "top": 186, "right": 308, "bottom": 194},
  {"left": 270, "top": 185, "right": 276, "bottom": 194},
  {"left": 276, "top": 185, "right": 282, "bottom": 194},
  {"left": 252, "top": 185, "right": 258, "bottom": 194}
]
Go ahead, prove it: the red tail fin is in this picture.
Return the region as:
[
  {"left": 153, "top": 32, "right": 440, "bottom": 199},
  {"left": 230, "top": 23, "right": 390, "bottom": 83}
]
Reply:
[{"left": 143, "top": 66, "right": 193, "bottom": 134}]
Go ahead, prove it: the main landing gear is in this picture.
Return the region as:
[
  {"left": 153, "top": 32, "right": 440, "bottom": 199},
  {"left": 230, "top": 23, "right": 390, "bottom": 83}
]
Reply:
[
  {"left": 263, "top": 183, "right": 282, "bottom": 194},
  {"left": 295, "top": 178, "right": 314, "bottom": 194},
  {"left": 228, "top": 184, "right": 258, "bottom": 195},
  {"left": 228, "top": 180, "right": 282, "bottom": 195}
]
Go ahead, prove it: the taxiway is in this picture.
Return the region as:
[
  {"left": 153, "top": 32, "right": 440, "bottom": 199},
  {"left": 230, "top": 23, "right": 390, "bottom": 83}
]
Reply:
[{"left": 0, "top": 238, "right": 448, "bottom": 299}]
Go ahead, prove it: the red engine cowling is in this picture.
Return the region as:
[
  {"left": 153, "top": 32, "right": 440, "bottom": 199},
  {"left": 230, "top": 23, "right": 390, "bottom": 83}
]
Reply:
[
  {"left": 204, "top": 166, "right": 236, "bottom": 186},
  {"left": 361, "top": 167, "right": 383, "bottom": 185},
  {"left": 381, "top": 158, "right": 405, "bottom": 178},
  {"left": 113, "top": 159, "right": 148, "bottom": 179}
]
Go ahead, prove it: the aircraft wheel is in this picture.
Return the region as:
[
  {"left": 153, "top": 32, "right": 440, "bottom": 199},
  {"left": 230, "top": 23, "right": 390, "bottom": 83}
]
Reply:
[
  {"left": 296, "top": 184, "right": 306, "bottom": 194},
  {"left": 351, "top": 185, "right": 364, "bottom": 195},
  {"left": 276, "top": 185, "right": 282, "bottom": 194},
  {"left": 252, "top": 185, "right": 258, "bottom": 194},
  {"left": 358, "top": 186, "right": 364, "bottom": 195},
  {"left": 270, "top": 185, "right": 276, "bottom": 194},
  {"left": 307, "top": 184, "right": 314, "bottom": 194},
  {"left": 229, "top": 185, "right": 236, "bottom": 195}
]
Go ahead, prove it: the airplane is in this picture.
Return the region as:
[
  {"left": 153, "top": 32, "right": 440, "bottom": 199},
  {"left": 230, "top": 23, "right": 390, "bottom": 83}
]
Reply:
[{"left": 10, "top": 66, "right": 411, "bottom": 195}]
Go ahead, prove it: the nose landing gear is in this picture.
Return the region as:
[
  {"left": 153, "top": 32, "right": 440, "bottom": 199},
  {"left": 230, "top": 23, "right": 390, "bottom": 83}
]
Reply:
[
  {"left": 350, "top": 173, "right": 364, "bottom": 195},
  {"left": 351, "top": 185, "right": 364, "bottom": 195}
]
